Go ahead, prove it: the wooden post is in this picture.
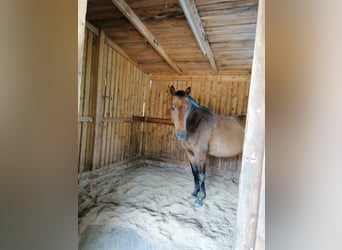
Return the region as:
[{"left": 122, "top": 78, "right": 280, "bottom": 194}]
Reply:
[
  {"left": 78, "top": 0, "right": 88, "bottom": 113},
  {"left": 234, "top": 0, "right": 265, "bottom": 249},
  {"left": 255, "top": 152, "right": 265, "bottom": 250},
  {"left": 92, "top": 30, "right": 106, "bottom": 169}
]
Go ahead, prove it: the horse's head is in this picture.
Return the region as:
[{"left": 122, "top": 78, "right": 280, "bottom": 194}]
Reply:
[{"left": 169, "top": 85, "right": 192, "bottom": 141}]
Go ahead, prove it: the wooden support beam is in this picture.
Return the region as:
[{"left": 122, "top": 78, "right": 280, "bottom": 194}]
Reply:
[
  {"left": 132, "top": 116, "right": 173, "bottom": 125},
  {"left": 179, "top": 0, "right": 218, "bottom": 74},
  {"left": 111, "top": 0, "right": 182, "bottom": 74},
  {"left": 92, "top": 30, "right": 106, "bottom": 170},
  {"left": 234, "top": 0, "right": 264, "bottom": 249},
  {"left": 150, "top": 72, "right": 251, "bottom": 82},
  {"left": 86, "top": 21, "right": 99, "bottom": 36},
  {"left": 255, "top": 151, "right": 265, "bottom": 250},
  {"left": 78, "top": 0, "right": 88, "bottom": 113}
]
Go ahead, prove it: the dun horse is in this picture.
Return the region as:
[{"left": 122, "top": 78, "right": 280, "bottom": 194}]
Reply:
[{"left": 169, "top": 85, "right": 245, "bottom": 207}]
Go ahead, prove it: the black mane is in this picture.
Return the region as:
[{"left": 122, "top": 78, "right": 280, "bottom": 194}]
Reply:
[
  {"left": 186, "top": 96, "right": 210, "bottom": 112},
  {"left": 185, "top": 96, "right": 212, "bottom": 134}
]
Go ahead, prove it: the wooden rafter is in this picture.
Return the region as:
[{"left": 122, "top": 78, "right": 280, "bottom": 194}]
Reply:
[
  {"left": 179, "top": 0, "right": 218, "bottom": 74},
  {"left": 111, "top": 0, "right": 183, "bottom": 74}
]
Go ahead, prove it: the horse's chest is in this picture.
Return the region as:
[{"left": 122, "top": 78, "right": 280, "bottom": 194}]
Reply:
[{"left": 181, "top": 140, "right": 195, "bottom": 157}]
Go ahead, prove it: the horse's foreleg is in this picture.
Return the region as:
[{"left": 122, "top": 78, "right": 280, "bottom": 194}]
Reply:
[
  {"left": 190, "top": 162, "right": 200, "bottom": 198},
  {"left": 195, "top": 162, "right": 206, "bottom": 207}
]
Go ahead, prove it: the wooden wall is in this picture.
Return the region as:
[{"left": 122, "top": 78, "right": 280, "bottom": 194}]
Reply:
[
  {"left": 142, "top": 73, "right": 250, "bottom": 177},
  {"left": 78, "top": 27, "right": 98, "bottom": 173},
  {"left": 78, "top": 27, "right": 251, "bottom": 178},
  {"left": 78, "top": 27, "right": 149, "bottom": 173}
]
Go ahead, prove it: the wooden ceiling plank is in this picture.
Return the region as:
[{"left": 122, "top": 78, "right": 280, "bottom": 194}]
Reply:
[
  {"left": 111, "top": 0, "right": 183, "bottom": 74},
  {"left": 179, "top": 0, "right": 218, "bottom": 74}
]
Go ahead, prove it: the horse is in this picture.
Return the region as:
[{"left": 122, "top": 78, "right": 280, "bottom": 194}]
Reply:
[{"left": 169, "top": 85, "right": 245, "bottom": 207}]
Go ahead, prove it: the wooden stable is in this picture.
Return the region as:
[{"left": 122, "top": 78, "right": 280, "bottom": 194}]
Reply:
[
  {"left": 78, "top": 0, "right": 264, "bottom": 249},
  {"left": 78, "top": 24, "right": 251, "bottom": 176}
]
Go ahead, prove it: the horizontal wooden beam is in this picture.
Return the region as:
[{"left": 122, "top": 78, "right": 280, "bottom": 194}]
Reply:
[
  {"left": 179, "top": 0, "right": 218, "bottom": 74},
  {"left": 78, "top": 155, "right": 142, "bottom": 184},
  {"left": 111, "top": 0, "right": 183, "bottom": 74},
  {"left": 98, "top": 117, "right": 132, "bottom": 123},
  {"left": 150, "top": 72, "right": 251, "bottom": 81},
  {"left": 132, "top": 116, "right": 173, "bottom": 125},
  {"left": 78, "top": 116, "right": 93, "bottom": 122}
]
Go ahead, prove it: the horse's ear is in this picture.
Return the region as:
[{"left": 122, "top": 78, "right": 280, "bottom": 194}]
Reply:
[
  {"left": 185, "top": 87, "right": 191, "bottom": 96},
  {"left": 170, "top": 85, "right": 176, "bottom": 96}
]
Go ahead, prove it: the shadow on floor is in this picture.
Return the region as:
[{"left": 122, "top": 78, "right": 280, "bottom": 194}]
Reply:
[{"left": 79, "top": 225, "right": 161, "bottom": 250}]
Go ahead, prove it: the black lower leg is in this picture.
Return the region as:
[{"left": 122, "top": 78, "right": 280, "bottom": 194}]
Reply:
[
  {"left": 190, "top": 162, "right": 200, "bottom": 198},
  {"left": 195, "top": 172, "right": 206, "bottom": 207},
  {"left": 199, "top": 173, "right": 206, "bottom": 199}
]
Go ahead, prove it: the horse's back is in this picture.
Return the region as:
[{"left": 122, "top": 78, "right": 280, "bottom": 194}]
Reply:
[{"left": 208, "top": 115, "right": 245, "bottom": 157}]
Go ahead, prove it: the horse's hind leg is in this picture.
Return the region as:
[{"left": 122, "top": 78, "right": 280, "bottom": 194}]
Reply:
[{"left": 190, "top": 162, "right": 200, "bottom": 198}]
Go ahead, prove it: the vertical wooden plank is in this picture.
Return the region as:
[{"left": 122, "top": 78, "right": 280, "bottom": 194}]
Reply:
[
  {"left": 162, "top": 81, "right": 169, "bottom": 157},
  {"left": 125, "top": 62, "right": 132, "bottom": 159},
  {"left": 255, "top": 152, "right": 265, "bottom": 250},
  {"left": 237, "top": 82, "right": 245, "bottom": 114},
  {"left": 215, "top": 80, "right": 222, "bottom": 114},
  {"left": 139, "top": 74, "right": 148, "bottom": 156},
  {"left": 220, "top": 80, "right": 227, "bottom": 116},
  {"left": 85, "top": 34, "right": 99, "bottom": 171},
  {"left": 134, "top": 66, "right": 141, "bottom": 156},
  {"left": 78, "top": 124, "right": 82, "bottom": 170},
  {"left": 154, "top": 81, "right": 161, "bottom": 156},
  {"left": 78, "top": 0, "right": 88, "bottom": 113},
  {"left": 114, "top": 53, "right": 123, "bottom": 162},
  {"left": 112, "top": 52, "right": 119, "bottom": 162},
  {"left": 234, "top": 0, "right": 265, "bottom": 248},
  {"left": 109, "top": 50, "right": 117, "bottom": 163},
  {"left": 231, "top": 82, "right": 238, "bottom": 115},
  {"left": 83, "top": 31, "right": 93, "bottom": 117},
  {"left": 121, "top": 59, "right": 128, "bottom": 160},
  {"left": 243, "top": 79, "right": 250, "bottom": 113},
  {"left": 129, "top": 65, "right": 138, "bottom": 156},
  {"left": 225, "top": 81, "right": 232, "bottom": 116},
  {"left": 78, "top": 29, "right": 88, "bottom": 172},
  {"left": 111, "top": 50, "right": 119, "bottom": 162},
  {"left": 92, "top": 30, "right": 106, "bottom": 169},
  {"left": 79, "top": 30, "right": 93, "bottom": 173},
  {"left": 100, "top": 43, "right": 109, "bottom": 167},
  {"left": 117, "top": 54, "right": 125, "bottom": 161},
  {"left": 104, "top": 46, "right": 113, "bottom": 165}
]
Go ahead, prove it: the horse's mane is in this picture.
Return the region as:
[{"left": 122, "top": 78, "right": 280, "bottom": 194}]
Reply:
[
  {"left": 185, "top": 96, "right": 211, "bottom": 133},
  {"left": 187, "top": 96, "right": 210, "bottom": 113},
  {"left": 174, "top": 90, "right": 210, "bottom": 111}
]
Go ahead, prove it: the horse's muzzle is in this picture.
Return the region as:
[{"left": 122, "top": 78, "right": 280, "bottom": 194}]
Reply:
[{"left": 176, "top": 130, "right": 188, "bottom": 141}]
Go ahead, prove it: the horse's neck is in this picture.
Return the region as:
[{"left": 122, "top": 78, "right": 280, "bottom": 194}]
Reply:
[{"left": 187, "top": 106, "right": 213, "bottom": 134}]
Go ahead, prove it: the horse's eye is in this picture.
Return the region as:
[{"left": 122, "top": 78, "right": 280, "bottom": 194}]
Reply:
[{"left": 171, "top": 106, "right": 175, "bottom": 111}]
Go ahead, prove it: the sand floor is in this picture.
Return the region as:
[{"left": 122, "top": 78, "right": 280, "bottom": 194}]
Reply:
[{"left": 79, "top": 164, "right": 239, "bottom": 250}]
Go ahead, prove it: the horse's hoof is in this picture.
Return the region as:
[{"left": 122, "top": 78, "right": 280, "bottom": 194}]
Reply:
[{"left": 194, "top": 199, "right": 203, "bottom": 207}]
